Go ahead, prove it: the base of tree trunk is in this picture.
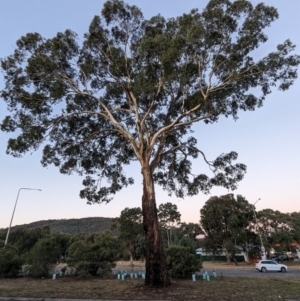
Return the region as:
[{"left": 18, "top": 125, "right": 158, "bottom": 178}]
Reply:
[
  {"left": 142, "top": 166, "right": 170, "bottom": 287},
  {"left": 144, "top": 258, "right": 170, "bottom": 287}
]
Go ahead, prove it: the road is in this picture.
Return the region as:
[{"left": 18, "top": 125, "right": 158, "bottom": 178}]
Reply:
[
  {"left": 112, "top": 266, "right": 300, "bottom": 277},
  {"left": 199, "top": 268, "right": 300, "bottom": 277}
]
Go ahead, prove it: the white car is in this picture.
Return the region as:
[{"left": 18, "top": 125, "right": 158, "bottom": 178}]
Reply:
[{"left": 255, "top": 260, "right": 288, "bottom": 273}]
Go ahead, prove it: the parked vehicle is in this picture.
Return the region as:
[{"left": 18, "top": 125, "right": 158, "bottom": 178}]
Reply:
[
  {"left": 270, "top": 252, "right": 282, "bottom": 260},
  {"left": 255, "top": 260, "right": 288, "bottom": 273},
  {"left": 274, "top": 254, "right": 289, "bottom": 262}
]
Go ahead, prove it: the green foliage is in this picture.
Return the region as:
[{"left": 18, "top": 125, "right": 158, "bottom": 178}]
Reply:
[
  {"left": 51, "top": 232, "right": 71, "bottom": 262},
  {"left": 177, "top": 223, "right": 203, "bottom": 240},
  {"left": 0, "top": 230, "right": 6, "bottom": 242},
  {"left": 158, "top": 203, "right": 181, "bottom": 247},
  {"left": 290, "top": 212, "right": 300, "bottom": 243},
  {"left": 7, "top": 226, "right": 50, "bottom": 255},
  {"left": 177, "top": 236, "right": 199, "bottom": 254},
  {"left": 200, "top": 194, "right": 254, "bottom": 255},
  {"left": 0, "top": 245, "right": 23, "bottom": 278},
  {"left": 257, "top": 209, "right": 296, "bottom": 251},
  {"left": 166, "top": 246, "right": 202, "bottom": 279},
  {"left": 248, "top": 247, "right": 260, "bottom": 258},
  {"left": 25, "top": 237, "right": 61, "bottom": 278},
  {"left": 67, "top": 232, "right": 119, "bottom": 277},
  {"left": 134, "top": 234, "right": 146, "bottom": 261},
  {"left": 112, "top": 207, "right": 144, "bottom": 263}
]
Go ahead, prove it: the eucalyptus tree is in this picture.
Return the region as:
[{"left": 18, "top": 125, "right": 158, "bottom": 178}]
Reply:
[
  {"left": 1, "top": 0, "right": 299, "bottom": 286},
  {"left": 200, "top": 194, "right": 254, "bottom": 263},
  {"left": 158, "top": 202, "right": 181, "bottom": 246},
  {"left": 112, "top": 207, "right": 143, "bottom": 266},
  {"left": 257, "top": 209, "right": 294, "bottom": 250}
]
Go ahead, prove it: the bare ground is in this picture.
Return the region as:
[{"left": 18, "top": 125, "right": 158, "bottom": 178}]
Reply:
[{"left": 1, "top": 274, "right": 300, "bottom": 300}]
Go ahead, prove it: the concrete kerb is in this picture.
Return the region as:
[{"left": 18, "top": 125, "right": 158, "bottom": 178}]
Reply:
[
  {"left": 0, "top": 299, "right": 166, "bottom": 301},
  {"left": 3, "top": 290, "right": 298, "bottom": 301},
  {"left": 1, "top": 298, "right": 300, "bottom": 301}
]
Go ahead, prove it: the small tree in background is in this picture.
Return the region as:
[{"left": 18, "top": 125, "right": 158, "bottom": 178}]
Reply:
[
  {"left": 200, "top": 194, "right": 254, "bottom": 264},
  {"left": 158, "top": 203, "right": 181, "bottom": 247},
  {"left": 174, "top": 222, "right": 203, "bottom": 251},
  {"left": 112, "top": 207, "right": 144, "bottom": 267},
  {"left": 51, "top": 232, "right": 71, "bottom": 262},
  {"left": 25, "top": 236, "right": 61, "bottom": 278},
  {"left": 257, "top": 209, "right": 295, "bottom": 252}
]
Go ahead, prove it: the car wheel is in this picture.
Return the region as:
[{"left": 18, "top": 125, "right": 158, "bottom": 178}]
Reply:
[
  {"left": 281, "top": 267, "right": 286, "bottom": 273},
  {"left": 261, "top": 267, "right": 267, "bottom": 273}
]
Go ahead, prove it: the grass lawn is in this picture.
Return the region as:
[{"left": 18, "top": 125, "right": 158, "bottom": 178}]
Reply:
[{"left": 1, "top": 275, "right": 300, "bottom": 300}]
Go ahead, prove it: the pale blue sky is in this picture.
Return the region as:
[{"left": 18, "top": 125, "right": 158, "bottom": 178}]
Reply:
[{"left": 0, "top": 0, "right": 299, "bottom": 229}]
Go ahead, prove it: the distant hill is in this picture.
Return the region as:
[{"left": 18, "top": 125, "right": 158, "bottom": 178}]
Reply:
[{"left": 0, "top": 217, "right": 115, "bottom": 236}]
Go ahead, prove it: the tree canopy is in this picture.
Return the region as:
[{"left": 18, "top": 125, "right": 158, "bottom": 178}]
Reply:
[
  {"left": 112, "top": 207, "right": 143, "bottom": 265},
  {"left": 200, "top": 194, "right": 254, "bottom": 262},
  {"left": 3, "top": 0, "right": 299, "bottom": 202},
  {"left": 257, "top": 209, "right": 296, "bottom": 251},
  {"left": 158, "top": 202, "right": 181, "bottom": 246},
  {"left": 1, "top": 0, "right": 299, "bottom": 286}
]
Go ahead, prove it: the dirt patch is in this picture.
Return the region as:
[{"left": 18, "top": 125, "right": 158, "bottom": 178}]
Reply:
[{"left": 1, "top": 275, "right": 300, "bottom": 300}]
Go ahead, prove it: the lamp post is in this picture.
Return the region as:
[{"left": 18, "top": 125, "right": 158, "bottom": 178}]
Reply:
[
  {"left": 4, "top": 188, "right": 42, "bottom": 247},
  {"left": 252, "top": 198, "right": 266, "bottom": 260}
]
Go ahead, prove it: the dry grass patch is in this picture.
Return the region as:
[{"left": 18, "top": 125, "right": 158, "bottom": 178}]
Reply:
[{"left": 1, "top": 275, "right": 300, "bottom": 300}]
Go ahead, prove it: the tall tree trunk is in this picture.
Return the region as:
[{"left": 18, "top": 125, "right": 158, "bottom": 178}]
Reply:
[
  {"left": 129, "top": 246, "right": 134, "bottom": 269},
  {"left": 223, "top": 244, "right": 231, "bottom": 264},
  {"left": 142, "top": 165, "right": 169, "bottom": 286},
  {"left": 232, "top": 250, "right": 238, "bottom": 266},
  {"left": 167, "top": 229, "right": 170, "bottom": 246}
]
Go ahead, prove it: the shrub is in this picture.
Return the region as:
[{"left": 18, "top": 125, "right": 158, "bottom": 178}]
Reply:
[
  {"left": 165, "top": 245, "right": 202, "bottom": 279},
  {"left": 176, "top": 236, "right": 198, "bottom": 253},
  {"left": 0, "top": 245, "right": 23, "bottom": 278},
  {"left": 67, "top": 232, "right": 119, "bottom": 277},
  {"left": 25, "top": 237, "right": 61, "bottom": 278}
]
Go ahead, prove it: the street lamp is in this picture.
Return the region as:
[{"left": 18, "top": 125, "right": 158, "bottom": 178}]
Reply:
[
  {"left": 4, "top": 188, "right": 42, "bottom": 247},
  {"left": 252, "top": 198, "right": 266, "bottom": 260}
]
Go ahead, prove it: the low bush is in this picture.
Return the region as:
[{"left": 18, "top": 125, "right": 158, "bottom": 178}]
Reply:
[
  {"left": 0, "top": 245, "right": 23, "bottom": 278},
  {"left": 67, "top": 232, "right": 119, "bottom": 277},
  {"left": 166, "top": 245, "right": 202, "bottom": 279}
]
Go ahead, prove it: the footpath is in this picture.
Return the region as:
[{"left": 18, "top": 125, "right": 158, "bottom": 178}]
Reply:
[
  {"left": 0, "top": 298, "right": 162, "bottom": 301},
  {"left": 0, "top": 297, "right": 300, "bottom": 301}
]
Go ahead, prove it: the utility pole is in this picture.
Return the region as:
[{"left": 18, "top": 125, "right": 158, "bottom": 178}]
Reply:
[
  {"left": 4, "top": 188, "right": 41, "bottom": 247},
  {"left": 252, "top": 198, "right": 266, "bottom": 260}
]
